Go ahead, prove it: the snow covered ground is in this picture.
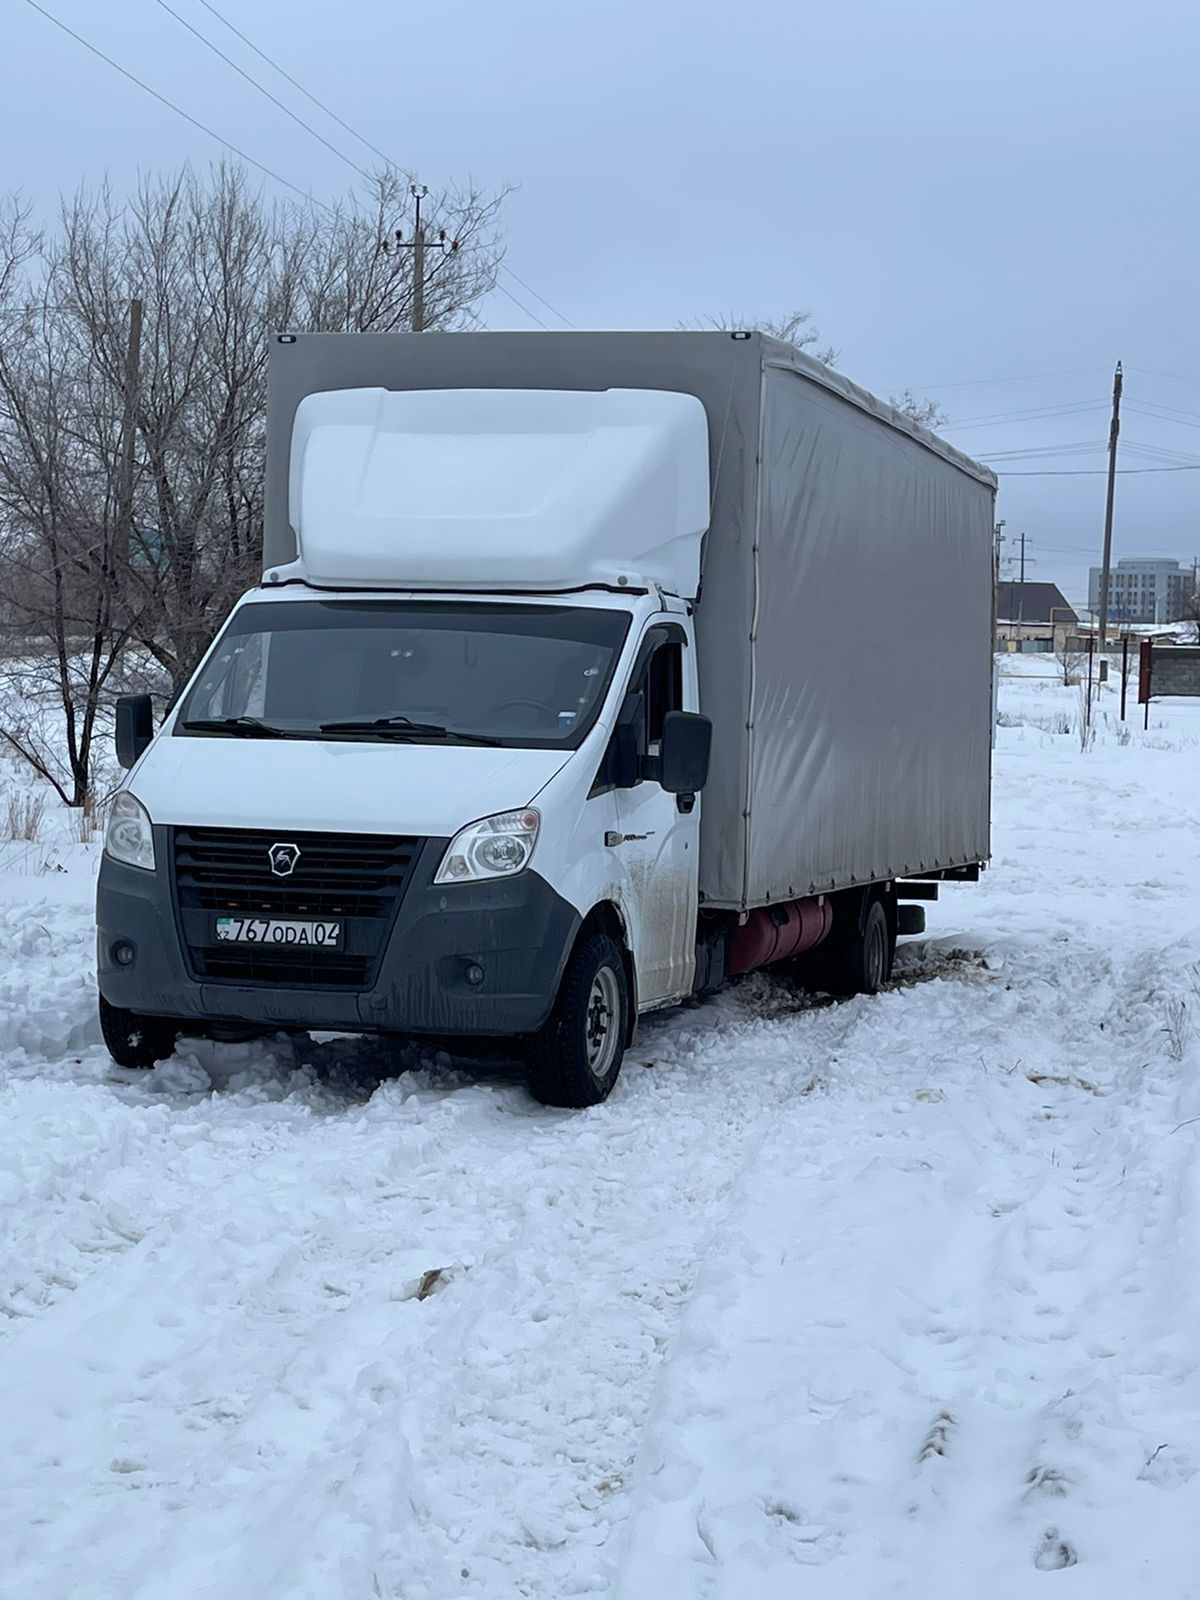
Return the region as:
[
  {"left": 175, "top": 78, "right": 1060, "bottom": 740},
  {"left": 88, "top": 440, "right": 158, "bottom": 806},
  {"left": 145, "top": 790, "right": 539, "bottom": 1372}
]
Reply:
[{"left": 2, "top": 663, "right": 1200, "bottom": 1599}]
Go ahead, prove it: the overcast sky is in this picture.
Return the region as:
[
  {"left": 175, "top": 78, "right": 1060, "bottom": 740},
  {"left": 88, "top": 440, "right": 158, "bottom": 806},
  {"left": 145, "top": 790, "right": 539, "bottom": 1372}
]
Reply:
[{"left": 9, "top": 0, "right": 1200, "bottom": 607}]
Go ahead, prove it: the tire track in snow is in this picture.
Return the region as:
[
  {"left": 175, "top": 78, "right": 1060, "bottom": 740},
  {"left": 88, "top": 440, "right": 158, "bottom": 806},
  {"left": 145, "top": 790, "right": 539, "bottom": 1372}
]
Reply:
[
  {"left": 0, "top": 955, "right": 844, "bottom": 1600},
  {"left": 6, "top": 799, "right": 1200, "bottom": 1596},
  {"left": 614, "top": 938, "right": 1200, "bottom": 1600}
]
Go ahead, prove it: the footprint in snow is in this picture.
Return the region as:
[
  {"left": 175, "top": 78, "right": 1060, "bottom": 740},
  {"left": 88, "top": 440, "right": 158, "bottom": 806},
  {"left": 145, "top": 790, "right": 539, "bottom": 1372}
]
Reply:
[
  {"left": 1034, "top": 1527, "right": 1078, "bottom": 1570},
  {"left": 917, "top": 1410, "right": 957, "bottom": 1464},
  {"left": 1024, "top": 1464, "right": 1073, "bottom": 1500}
]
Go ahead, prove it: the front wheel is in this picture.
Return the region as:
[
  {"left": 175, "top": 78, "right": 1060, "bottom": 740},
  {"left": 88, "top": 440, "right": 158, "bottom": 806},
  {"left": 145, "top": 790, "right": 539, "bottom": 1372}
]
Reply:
[
  {"left": 524, "top": 931, "right": 630, "bottom": 1108},
  {"left": 99, "top": 994, "right": 180, "bottom": 1069}
]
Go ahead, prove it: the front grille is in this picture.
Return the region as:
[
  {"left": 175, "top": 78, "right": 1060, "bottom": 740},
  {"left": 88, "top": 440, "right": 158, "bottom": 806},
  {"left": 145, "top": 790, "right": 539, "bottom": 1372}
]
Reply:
[
  {"left": 173, "top": 826, "right": 422, "bottom": 989},
  {"left": 191, "top": 948, "right": 372, "bottom": 987}
]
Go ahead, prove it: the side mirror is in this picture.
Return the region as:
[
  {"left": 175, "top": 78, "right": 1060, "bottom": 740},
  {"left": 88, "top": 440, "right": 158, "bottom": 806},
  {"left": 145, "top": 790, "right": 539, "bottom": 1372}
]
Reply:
[
  {"left": 115, "top": 694, "right": 154, "bottom": 770},
  {"left": 657, "top": 710, "right": 713, "bottom": 795}
]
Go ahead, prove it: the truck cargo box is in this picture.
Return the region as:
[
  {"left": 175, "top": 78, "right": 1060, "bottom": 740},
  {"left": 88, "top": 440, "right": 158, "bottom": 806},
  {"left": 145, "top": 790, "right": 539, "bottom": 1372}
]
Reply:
[{"left": 266, "top": 331, "right": 995, "bottom": 911}]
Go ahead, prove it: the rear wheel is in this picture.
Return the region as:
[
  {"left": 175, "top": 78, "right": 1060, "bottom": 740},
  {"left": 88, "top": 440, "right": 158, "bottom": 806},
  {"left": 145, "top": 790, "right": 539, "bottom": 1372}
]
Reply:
[
  {"left": 525, "top": 930, "right": 629, "bottom": 1108},
  {"left": 99, "top": 994, "right": 180, "bottom": 1069},
  {"left": 809, "top": 891, "right": 894, "bottom": 997}
]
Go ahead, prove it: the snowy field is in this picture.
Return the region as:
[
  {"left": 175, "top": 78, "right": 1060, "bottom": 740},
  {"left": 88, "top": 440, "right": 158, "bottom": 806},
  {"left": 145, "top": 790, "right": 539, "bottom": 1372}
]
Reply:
[{"left": 2, "top": 662, "right": 1200, "bottom": 1599}]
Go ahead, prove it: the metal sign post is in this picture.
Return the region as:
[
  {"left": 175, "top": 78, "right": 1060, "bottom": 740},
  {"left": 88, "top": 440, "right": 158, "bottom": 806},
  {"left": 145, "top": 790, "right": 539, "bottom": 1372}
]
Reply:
[{"left": 1138, "top": 639, "right": 1153, "bottom": 730}]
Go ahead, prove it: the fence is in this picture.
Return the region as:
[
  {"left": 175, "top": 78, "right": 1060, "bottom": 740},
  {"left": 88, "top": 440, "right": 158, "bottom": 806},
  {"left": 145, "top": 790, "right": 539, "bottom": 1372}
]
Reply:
[{"left": 1142, "top": 645, "right": 1200, "bottom": 700}]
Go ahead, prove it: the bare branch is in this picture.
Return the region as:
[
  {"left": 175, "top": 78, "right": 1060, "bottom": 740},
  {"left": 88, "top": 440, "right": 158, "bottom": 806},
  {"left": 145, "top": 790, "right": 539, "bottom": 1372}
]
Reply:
[
  {"left": 682, "top": 309, "right": 839, "bottom": 368},
  {"left": 889, "top": 389, "right": 949, "bottom": 429},
  {"left": 0, "top": 160, "right": 508, "bottom": 800}
]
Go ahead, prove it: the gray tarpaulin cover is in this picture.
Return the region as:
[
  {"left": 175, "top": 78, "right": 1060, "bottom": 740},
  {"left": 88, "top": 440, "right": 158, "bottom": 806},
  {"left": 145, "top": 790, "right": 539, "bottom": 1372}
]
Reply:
[{"left": 266, "top": 332, "right": 995, "bottom": 911}]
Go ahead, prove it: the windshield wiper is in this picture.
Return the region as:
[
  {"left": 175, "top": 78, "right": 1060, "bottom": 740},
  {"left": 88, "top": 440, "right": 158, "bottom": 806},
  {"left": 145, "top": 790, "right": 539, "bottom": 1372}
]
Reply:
[
  {"left": 181, "top": 716, "right": 294, "bottom": 739},
  {"left": 318, "top": 715, "right": 501, "bottom": 746}
]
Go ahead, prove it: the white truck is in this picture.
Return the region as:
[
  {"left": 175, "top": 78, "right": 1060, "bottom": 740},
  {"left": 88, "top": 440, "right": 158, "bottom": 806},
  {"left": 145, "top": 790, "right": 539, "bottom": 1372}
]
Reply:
[{"left": 97, "top": 331, "right": 995, "bottom": 1106}]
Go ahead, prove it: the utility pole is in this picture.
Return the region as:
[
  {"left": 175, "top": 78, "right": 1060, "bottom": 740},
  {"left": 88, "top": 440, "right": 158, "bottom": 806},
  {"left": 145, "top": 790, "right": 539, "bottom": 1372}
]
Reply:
[
  {"left": 411, "top": 185, "right": 426, "bottom": 334},
  {"left": 994, "top": 520, "right": 1006, "bottom": 585},
  {"left": 379, "top": 184, "right": 460, "bottom": 333},
  {"left": 115, "top": 296, "right": 143, "bottom": 568},
  {"left": 1097, "top": 360, "right": 1123, "bottom": 648},
  {"left": 1006, "top": 531, "right": 1033, "bottom": 632},
  {"left": 1017, "top": 530, "right": 1031, "bottom": 584}
]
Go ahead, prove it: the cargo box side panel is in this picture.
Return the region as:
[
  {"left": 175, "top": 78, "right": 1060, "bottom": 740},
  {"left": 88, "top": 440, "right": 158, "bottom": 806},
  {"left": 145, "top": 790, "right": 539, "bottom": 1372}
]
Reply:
[{"left": 744, "top": 367, "right": 994, "bottom": 905}]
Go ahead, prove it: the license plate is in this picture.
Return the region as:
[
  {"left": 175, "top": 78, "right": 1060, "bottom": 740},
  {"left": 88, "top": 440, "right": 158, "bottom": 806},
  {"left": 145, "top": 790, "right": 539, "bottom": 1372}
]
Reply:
[{"left": 214, "top": 917, "right": 342, "bottom": 949}]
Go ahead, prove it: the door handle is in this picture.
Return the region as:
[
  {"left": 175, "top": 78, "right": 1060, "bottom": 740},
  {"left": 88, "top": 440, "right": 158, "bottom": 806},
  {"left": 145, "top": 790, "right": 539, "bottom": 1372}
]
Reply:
[{"left": 676, "top": 793, "right": 696, "bottom": 814}]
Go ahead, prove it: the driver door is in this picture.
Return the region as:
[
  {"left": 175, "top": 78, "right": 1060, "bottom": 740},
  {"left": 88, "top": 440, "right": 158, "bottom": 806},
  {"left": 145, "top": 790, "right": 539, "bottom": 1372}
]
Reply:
[{"left": 611, "top": 627, "right": 701, "bottom": 1007}]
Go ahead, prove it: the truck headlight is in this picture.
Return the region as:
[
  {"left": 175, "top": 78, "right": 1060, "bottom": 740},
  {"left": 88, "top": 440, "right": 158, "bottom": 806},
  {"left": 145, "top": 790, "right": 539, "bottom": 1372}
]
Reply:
[
  {"left": 104, "top": 791, "right": 156, "bottom": 872},
  {"left": 434, "top": 809, "right": 540, "bottom": 885}
]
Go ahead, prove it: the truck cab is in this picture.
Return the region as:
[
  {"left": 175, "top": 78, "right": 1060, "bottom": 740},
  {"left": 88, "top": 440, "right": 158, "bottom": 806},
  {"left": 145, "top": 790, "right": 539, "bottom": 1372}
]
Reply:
[{"left": 97, "top": 385, "right": 714, "bottom": 1106}]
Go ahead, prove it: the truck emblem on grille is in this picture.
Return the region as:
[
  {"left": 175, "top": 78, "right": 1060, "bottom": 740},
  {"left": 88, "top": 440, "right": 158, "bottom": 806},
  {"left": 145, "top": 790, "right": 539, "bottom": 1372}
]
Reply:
[{"left": 268, "top": 842, "right": 301, "bottom": 877}]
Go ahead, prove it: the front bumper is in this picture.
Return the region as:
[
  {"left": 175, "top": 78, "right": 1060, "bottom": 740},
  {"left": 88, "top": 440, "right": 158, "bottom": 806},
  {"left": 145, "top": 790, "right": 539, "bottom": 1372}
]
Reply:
[{"left": 97, "top": 833, "right": 579, "bottom": 1038}]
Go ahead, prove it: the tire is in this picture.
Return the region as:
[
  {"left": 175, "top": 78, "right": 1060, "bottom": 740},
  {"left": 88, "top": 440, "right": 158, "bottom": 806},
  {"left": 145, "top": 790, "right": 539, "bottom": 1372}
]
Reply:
[
  {"left": 814, "top": 893, "right": 894, "bottom": 998},
  {"left": 99, "top": 994, "right": 180, "bottom": 1069},
  {"left": 525, "top": 931, "right": 629, "bottom": 1108}
]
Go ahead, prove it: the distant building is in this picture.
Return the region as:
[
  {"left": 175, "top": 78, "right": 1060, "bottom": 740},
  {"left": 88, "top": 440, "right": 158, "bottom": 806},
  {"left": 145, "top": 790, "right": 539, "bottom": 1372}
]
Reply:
[
  {"left": 995, "top": 582, "right": 1080, "bottom": 653},
  {"left": 1087, "top": 557, "right": 1194, "bottom": 624}
]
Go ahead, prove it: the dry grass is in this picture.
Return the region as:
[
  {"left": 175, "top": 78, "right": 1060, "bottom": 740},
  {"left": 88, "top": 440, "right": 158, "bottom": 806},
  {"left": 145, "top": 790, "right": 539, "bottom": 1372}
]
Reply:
[
  {"left": 1164, "top": 997, "right": 1190, "bottom": 1063},
  {"left": 6, "top": 790, "right": 45, "bottom": 841},
  {"left": 70, "top": 789, "right": 102, "bottom": 844}
]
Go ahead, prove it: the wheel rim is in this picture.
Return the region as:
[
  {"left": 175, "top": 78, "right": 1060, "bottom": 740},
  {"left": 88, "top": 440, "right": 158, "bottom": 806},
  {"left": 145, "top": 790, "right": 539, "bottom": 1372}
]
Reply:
[{"left": 584, "top": 965, "right": 621, "bottom": 1079}]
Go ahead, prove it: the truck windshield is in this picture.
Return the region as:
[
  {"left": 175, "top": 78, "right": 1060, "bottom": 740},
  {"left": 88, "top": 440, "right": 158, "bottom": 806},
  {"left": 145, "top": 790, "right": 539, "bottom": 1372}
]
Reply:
[{"left": 177, "top": 600, "right": 632, "bottom": 749}]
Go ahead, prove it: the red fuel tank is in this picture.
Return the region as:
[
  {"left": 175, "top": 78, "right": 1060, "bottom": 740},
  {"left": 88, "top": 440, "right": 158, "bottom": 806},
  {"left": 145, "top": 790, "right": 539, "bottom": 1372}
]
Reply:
[{"left": 726, "top": 897, "right": 833, "bottom": 976}]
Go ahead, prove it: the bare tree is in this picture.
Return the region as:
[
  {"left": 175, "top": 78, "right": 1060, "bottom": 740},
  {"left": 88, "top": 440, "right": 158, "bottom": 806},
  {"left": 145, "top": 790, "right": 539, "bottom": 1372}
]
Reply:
[
  {"left": 50, "top": 166, "right": 504, "bottom": 691},
  {"left": 685, "top": 309, "right": 839, "bottom": 367},
  {"left": 889, "top": 388, "right": 949, "bottom": 429},
  {"left": 0, "top": 291, "right": 133, "bottom": 804},
  {"left": 0, "top": 164, "right": 505, "bottom": 801},
  {"left": 0, "top": 196, "right": 36, "bottom": 304},
  {"left": 1056, "top": 645, "right": 1085, "bottom": 686},
  {"left": 687, "top": 312, "right": 946, "bottom": 424}
]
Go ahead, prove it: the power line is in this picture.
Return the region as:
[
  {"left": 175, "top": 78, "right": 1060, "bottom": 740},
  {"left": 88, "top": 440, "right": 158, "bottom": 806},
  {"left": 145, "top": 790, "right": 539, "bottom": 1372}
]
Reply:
[
  {"left": 982, "top": 437, "right": 1200, "bottom": 466},
  {"left": 151, "top": 0, "right": 374, "bottom": 182},
  {"left": 22, "top": 0, "right": 337, "bottom": 214},
  {"left": 892, "top": 365, "right": 1106, "bottom": 391},
  {"left": 194, "top": 0, "right": 398, "bottom": 171},
  {"left": 999, "top": 464, "right": 1200, "bottom": 476},
  {"left": 1121, "top": 440, "right": 1200, "bottom": 466},
  {"left": 189, "top": 0, "right": 575, "bottom": 328},
  {"left": 975, "top": 442, "right": 1108, "bottom": 461},
  {"left": 498, "top": 263, "right": 575, "bottom": 329},
  {"left": 26, "top": 0, "right": 574, "bottom": 333},
  {"left": 492, "top": 281, "right": 551, "bottom": 331},
  {"left": 946, "top": 398, "right": 1108, "bottom": 429},
  {"left": 1127, "top": 366, "right": 1200, "bottom": 389},
  {"left": 1126, "top": 399, "right": 1200, "bottom": 428},
  {"left": 980, "top": 441, "right": 1108, "bottom": 460}
]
